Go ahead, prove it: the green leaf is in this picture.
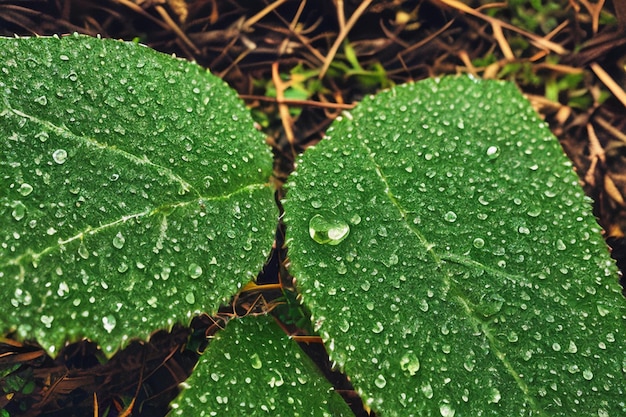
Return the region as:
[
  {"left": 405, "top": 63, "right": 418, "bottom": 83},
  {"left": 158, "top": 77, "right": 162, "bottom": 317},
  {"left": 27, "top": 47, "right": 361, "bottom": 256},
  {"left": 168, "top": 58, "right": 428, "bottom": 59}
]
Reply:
[
  {"left": 171, "top": 315, "right": 355, "bottom": 416},
  {"left": 284, "top": 76, "right": 626, "bottom": 416},
  {"left": 0, "top": 35, "right": 277, "bottom": 355}
]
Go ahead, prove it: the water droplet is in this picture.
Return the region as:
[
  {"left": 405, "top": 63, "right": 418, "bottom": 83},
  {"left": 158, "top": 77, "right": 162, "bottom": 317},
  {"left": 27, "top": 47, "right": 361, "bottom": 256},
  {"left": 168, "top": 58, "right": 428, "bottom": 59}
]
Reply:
[
  {"left": 374, "top": 374, "right": 387, "bottom": 388},
  {"left": 477, "top": 293, "right": 504, "bottom": 317},
  {"left": 387, "top": 253, "right": 399, "bottom": 266},
  {"left": 556, "top": 239, "right": 566, "bottom": 251},
  {"left": 52, "top": 149, "right": 68, "bottom": 164},
  {"left": 486, "top": 145, "right": 500, "bottom": 160},
  {"left": 444, "top": 211, "right": 457, "bottom": 223},
  {"left": 489, "top": 388, "right": 501, "bottom": 403},
  {"left": 112, "top": 232, "right": 125, "bottom": 249},
  {"left": 308, "top": 213, "right": 350, "bottom": 245},
  {"left": 250, "top": 353, "right": 262, "bottom": 369},
  {"left": 185, "top": 292, "right": 195, "bottom": 304},
  {"left": 582, "top": 369, "right": 593, "bottom": 380},
  {"left": 102, "top": 315, "right": 116, "bottom": 333},
  {"left": 34, "top": 95, "right": 48, "bottom": 105},
  {"left": 527, "top": 206, "right": 541, "bottom": 217},
  {"left": 421, "top": 382, "right": 434, "bottom": 399},
  {"left": 78, "top": 242, "right": 89, "bottom": 259},
  {"left": 339, "top": 319, "right": 350, "bottom": 332},
  {"left": 11, "top": 202, "right": 26, "bottom": 221},
  {"left": 57, "top": 281, "right": 69, "bottom": 297},
  {"left": 18, "top": 183, "right": 33, "bottom": 196},
  {"left": 372, "top": 321, "right": 384, "bottom": 333},
  {"left": 472, "top": 238, "right": 485, "bottom": 248},
  {"left": 399, "top": 352, "right": 420, "bottom": 376},
  {"left": 597, "top": 305, "right": 610, "bottom": 317},
  {"left": 188, "top": 263, "right": 203, "bottom": 279},
  {"left": 439, "top": 403, "right": 455, "bottom": 417},
  {"left": 360, "top": 280, "right": 371, "bottom": 291},
  {"left": 41, "top": 315, "right": 54, "bottom": 328}
]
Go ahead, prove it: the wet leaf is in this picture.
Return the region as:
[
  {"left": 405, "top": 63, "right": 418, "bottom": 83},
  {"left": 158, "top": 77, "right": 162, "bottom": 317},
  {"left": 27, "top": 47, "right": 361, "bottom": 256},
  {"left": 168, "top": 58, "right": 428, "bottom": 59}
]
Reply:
[
  {"left": 171, "top": 316, "right": 354, "bottom": 416},
  {"left": 284, "top": 77, "right": 626, "bottom": 416},
  {"left": 0, "top": 35, "right": 276, "bottom": 355}
]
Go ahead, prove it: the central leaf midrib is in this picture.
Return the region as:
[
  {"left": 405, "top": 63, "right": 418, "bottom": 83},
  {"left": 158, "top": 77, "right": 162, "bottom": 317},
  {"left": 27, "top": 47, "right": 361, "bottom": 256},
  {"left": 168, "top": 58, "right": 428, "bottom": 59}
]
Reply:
[
  {"left": 1, "top": 181, "right": 268, "bottom": 269},
  {"left": 6, "top": 103, "right": 201, "bottom": 197},
  {"left": 358, "top": 139, "right": 548, "bottom": 416},
  {"left": 2, "top": 100, "right": 271, "bottom": 268}
]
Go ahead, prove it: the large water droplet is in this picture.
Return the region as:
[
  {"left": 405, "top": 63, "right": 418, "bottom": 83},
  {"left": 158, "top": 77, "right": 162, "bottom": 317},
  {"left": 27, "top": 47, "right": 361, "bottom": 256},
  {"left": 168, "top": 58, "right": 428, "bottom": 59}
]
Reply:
[
  {"left": 421, "top": 382, "right": 434, "bottom": 399},
  {"left": 188, "top": 263, "right": 203, "bottom": 279},
  {"left": 250, "top": 352, "right": 262, "bottom": 369},
  {"left": 439, "top": 403, "right": 456, "bottom": 417},
  {"left": 372, "top": 321, "right": 384, "bottom": 333},
  {"left": 34, "top": 95, "right": 48, "bottom": 105},
  {"left": 444, "top": 211, "right": 457, "bottom": 223},
  {"left": 185, "top": 292, "right": 195, "bottom": 304},
  {"left": 486, "top": 145, "right": 500, "bottom": 160},
  {"left": 78, "top": 242, "right": 89, "bottom": 259},
  {"left": 472, "top": 237, "right": 485, "bottom": 248},
  {"left": 112, "top": 232, "right": 125, "bottom": 249},
  {"left": 374, "top": 374, "right": 387, "bottom": 388},
  {"left": 308, "top": 213, "right": 350, "bottom": 245},
  {"left": 476, "top": 293, "right": 504, "bottom": 317},
  {"left": 52, "top": 149, "right": 68, "bottom": 164},
  {"left": 11, "top": 202, "right": 26, "bottom": 221},
  {"left": 18, "top": 183, "right": 33, "bottom": 196},
  {"left": 489, "top": 388, "right": 501, "bottom": 404},
  {"left": 399, "top": 352, "right": 420, "bottom": 376},
  {"left": 102, "top": 315, "right": 116, "bottom": 333}
]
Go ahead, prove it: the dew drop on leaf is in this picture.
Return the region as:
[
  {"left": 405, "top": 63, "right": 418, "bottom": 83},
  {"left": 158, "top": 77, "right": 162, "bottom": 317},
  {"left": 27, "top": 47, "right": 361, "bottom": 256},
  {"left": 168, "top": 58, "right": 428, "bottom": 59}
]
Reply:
[
  {"left": 188, "top": 263, "right": 203, "bottom": 279},
  {"left": 477, "top": 293, "right": 504, "bottom": 317},
  {"left": 34, "top": 95, "right": 47, "bottom": 105},
  {"left": 112, "top": 232, "right": 125, "bottom": 249},
  {"left": 78, "top": 242, "right": 89, "bottom": 259},
  {"left": 308, "top": 213, "right": 350, "bottom": 245},
  {"left": 18, "top": 183, "right": 33, "bottom": 196},
  {"left": 439, "top": 403, "right": 456, "bottom": 417},
  {"left": 185, "top": 292, "right": 195, "bottom": 304},
  {"left": 489, "top": 388, "right": 501, "bottom": 404},
  {"left": 250, "top": 352, "right": 262, "bottom": 369},
  {"left": 372, "top": 321, "right": 384, "bottom": 334},
  {"left": 399, "top": 352, "right": 420, "bottom": 376},
  {"left": 527, "top": 205, "right": 542, "bottom": 217},
  {"left": 52, "top": 149, "right": 68, "bottom": 164},
  {"left": 444, "top": 211, "right": 457, "bottom": 223},
  {"left": 486, "top": 145, "right": 500, "bottom": 160},
  {"left": 374, "top": 374, "right": 387, "bottom": 389},
  {"left": 11, "top": 202, "right": 26, "bottom": 221},
  {"left": 102, "top": 315, "right": 116, "bottom": 333},
  {"left": 472, "top": 237, "right": 485, "bottom": 248},
  {"left": 421, "top": 382, "right": 434, "bottom": 399}
]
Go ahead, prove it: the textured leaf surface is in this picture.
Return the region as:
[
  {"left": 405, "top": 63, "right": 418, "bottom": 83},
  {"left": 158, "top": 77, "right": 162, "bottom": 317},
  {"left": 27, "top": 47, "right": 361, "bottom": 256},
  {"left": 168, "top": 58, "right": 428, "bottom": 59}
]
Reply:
[
  {"left": 284, "top": 77, "right": 626, "bottom": 416},
  {"left": 0, "top": 35, "right": 276, "bottom": 354},
  {"left": 171, "top": 315, "right": 354, "bottom": 416}
]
